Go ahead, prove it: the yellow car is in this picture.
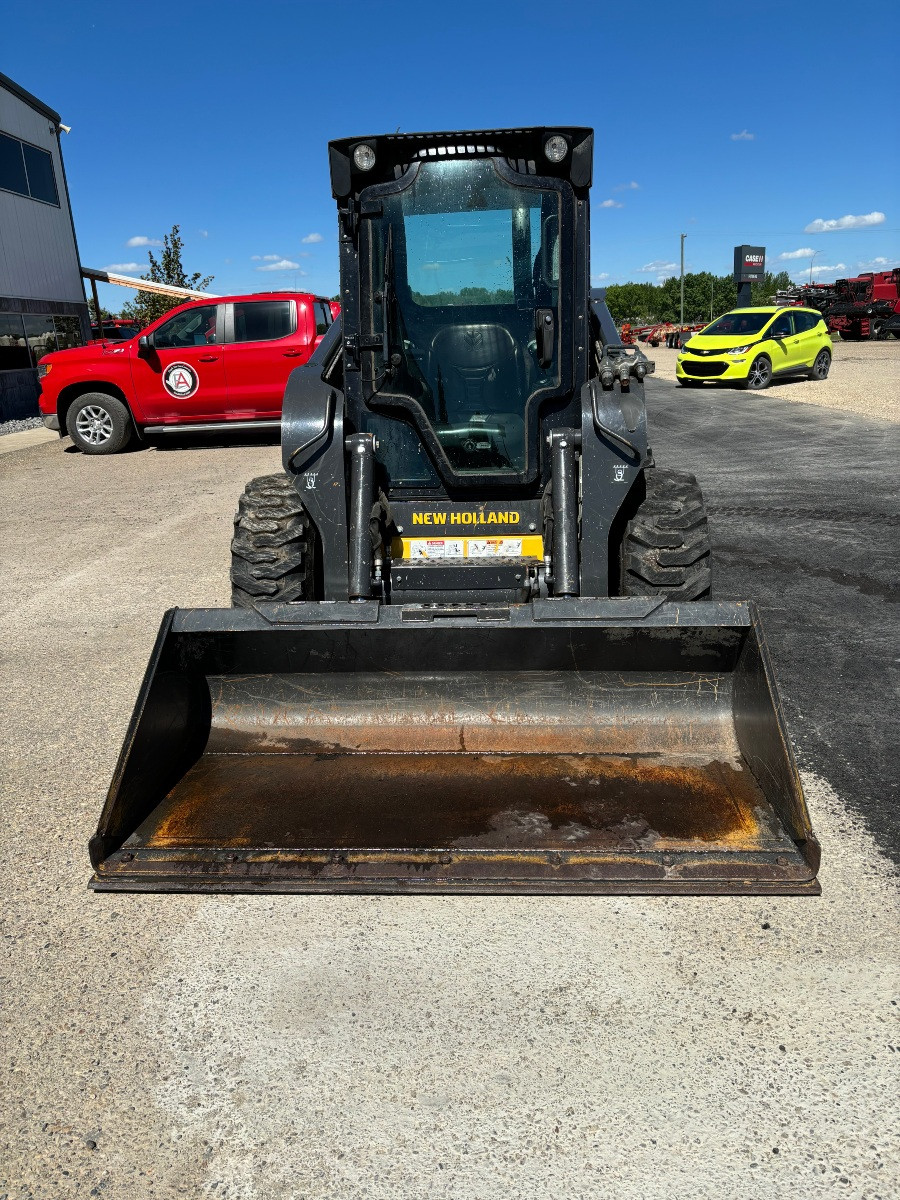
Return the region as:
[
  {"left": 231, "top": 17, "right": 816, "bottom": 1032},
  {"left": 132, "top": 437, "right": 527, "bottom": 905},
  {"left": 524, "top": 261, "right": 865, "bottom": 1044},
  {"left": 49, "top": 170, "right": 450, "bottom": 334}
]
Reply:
[{"left": 676, "top": 306, "right": 832, "bottom": 390}]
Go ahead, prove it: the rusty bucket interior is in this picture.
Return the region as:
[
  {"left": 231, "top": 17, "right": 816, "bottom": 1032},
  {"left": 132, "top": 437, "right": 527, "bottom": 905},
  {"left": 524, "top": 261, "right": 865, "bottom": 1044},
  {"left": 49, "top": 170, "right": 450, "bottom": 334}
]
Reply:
[{"left": 89, "top": 600, "right": 820, "bottom": 894}]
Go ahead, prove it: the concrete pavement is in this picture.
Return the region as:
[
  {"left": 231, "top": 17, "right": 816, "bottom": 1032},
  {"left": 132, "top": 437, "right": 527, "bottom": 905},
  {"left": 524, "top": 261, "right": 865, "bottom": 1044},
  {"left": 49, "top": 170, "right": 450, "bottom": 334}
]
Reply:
[{"left": 1, "top": 409, "right": 897, "bottom": 1199}]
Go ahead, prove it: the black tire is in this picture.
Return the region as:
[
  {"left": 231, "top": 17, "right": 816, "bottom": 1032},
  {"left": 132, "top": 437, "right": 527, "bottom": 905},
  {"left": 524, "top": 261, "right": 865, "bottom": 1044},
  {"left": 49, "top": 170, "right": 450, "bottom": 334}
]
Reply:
[
  {"left": 66, "top": 392, "right": 133, "bottom": 454},
  {"left": 619, "top": 469, "right": 712, "bottom": 600},
  {"left": 743, "top": 354, "right": 771, "bottom": 390},
  {"left": 231, "top": 474, "right": 316, "bottom": 607},
  {"left": 808, "top": 348, "right": 831, "bottom": 381}
]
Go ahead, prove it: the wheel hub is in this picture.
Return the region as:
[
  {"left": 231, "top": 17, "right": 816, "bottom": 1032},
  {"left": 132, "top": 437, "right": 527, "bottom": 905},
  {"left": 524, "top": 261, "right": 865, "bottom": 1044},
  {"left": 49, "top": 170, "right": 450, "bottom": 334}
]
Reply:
[{"left": 76, "top": 405, "right": 113, "bottom": 445}]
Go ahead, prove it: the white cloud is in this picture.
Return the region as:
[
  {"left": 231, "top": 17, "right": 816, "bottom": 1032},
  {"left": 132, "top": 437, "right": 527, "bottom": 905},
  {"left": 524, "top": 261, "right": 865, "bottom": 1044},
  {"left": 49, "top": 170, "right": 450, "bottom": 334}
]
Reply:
[
  {"left": 256, "top": 258, "right": 303, "bottom": 272},
  {"left": 804, "top": 211, "right": 885, "bottom": 233},
  {"left": 613, "top": 181, "right": 640, "bottom": 192},
  {"left": 251, "top": 254, "right": 282, "bottom": 262},
  {"left": 301, "top": 233, "right": 323, "bottom": 244},
  {"left": 104, "top": 262, "right": 145, "bottom": 273},
  {"left": 126, "top": 235, "right": 162, "bottom": 248},
  {"left": 199, "top": 229, "right": 209, "bottom": 238},
  {"left": 777, "top": 247, "right": 816, "bottom": 260},
  {"left": 791, "top": 262, "right": 847, "bottom": 280},
  {"left": 598, "top": 199, "right": 623, "bottom": 209},
  {"left": 856, "top": 256, "right": 898, "bottom": 270},
  {"left": 731, "top": 130, "right": 755, "bottom": 141},
  {"left": 591, "top": 272, "right": 610, "bottom": 282},
  {"left": 639, "top": 260, "right": 677, "bottom": 273},
  {"left": 421, "top": 262, "right": 442, "bottom": 271}
]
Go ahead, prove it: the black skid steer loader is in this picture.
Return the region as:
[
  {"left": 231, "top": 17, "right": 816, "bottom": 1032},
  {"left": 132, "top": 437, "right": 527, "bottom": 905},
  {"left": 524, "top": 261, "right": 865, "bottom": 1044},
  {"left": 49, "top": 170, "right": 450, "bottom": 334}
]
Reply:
[{"left": 90, "top": 128, "right": 820, "bottom": 894}]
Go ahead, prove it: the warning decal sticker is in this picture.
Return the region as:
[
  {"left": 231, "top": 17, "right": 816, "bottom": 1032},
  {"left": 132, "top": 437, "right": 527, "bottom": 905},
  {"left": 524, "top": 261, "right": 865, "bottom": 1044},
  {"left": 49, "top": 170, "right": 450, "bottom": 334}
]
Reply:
[
  {"left": 162, "top": 362, "right": 199, "bottom": 398},
  {"left": 409, "top": 539, "right": 465, "bottom": 559},
  {"left": 467, "top": 538, "right": 523, "bottom": 558}
]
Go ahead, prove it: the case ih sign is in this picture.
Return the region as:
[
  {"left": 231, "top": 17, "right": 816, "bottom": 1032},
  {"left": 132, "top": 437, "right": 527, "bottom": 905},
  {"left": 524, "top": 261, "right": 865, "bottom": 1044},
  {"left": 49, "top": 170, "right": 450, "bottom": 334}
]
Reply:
[{"left": 734, "top": 245, "right": 766, "bottom": 284}]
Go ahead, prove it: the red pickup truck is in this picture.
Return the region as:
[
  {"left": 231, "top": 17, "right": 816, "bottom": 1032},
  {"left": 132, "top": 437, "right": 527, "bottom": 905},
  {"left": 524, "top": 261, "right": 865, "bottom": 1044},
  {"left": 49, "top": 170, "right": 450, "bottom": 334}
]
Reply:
[{"left": 38, "top": 291, "right": 336, "bottom": 454}]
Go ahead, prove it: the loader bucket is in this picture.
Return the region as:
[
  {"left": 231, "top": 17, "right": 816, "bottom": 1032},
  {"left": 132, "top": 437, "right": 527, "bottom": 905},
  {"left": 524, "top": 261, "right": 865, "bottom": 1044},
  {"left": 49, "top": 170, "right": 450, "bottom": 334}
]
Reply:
[{"left": 89, "top": 599, "right": 820, "bottom": 895}]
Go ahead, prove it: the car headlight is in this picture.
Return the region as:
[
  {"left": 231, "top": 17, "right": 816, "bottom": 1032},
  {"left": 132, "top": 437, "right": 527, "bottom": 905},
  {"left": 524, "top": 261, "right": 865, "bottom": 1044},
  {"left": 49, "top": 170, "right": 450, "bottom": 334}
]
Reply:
[{"left": 729, "top": 344, "right": 752, "bottom": 354}]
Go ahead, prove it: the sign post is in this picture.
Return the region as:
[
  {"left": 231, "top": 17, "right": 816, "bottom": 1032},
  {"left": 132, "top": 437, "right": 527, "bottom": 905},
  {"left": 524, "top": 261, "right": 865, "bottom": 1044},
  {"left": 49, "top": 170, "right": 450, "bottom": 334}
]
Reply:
[{"left": 734, "top": 245, "right": 766, "bottom": 307}]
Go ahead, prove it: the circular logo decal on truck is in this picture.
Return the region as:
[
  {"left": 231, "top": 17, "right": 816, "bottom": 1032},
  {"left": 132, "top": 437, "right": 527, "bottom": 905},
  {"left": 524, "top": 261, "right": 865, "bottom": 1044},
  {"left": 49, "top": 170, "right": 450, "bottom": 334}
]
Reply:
[{"left": 163, "top": 362, "right": 199, "bottom": 398}]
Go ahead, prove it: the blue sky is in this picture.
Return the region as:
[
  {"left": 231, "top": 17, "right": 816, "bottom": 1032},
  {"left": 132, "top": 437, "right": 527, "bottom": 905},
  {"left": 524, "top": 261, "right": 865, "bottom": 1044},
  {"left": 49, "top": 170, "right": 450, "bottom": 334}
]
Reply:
[{"left": 5, "top": 0, "right": 898, "bottom": 310}]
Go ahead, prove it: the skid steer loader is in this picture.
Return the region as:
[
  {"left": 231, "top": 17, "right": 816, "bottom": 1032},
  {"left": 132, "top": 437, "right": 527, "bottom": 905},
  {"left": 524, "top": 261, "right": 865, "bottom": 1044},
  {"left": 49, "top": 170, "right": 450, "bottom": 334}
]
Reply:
[{"left": 89, "top": 128, "right": 820, "bottom": 894}]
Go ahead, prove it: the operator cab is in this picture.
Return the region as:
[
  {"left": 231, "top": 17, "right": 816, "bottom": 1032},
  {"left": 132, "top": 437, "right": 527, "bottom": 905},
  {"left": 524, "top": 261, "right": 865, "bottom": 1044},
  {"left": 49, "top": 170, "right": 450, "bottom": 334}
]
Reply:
[{"left": 330, "top": 129, "right": 593, "bottom": 493}]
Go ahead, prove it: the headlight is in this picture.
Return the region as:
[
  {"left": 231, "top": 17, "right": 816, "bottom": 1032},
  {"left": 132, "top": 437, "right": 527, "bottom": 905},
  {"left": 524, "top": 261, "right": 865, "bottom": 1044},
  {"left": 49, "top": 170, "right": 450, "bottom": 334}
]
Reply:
[
  {"left": 730, "top": 344, "right": 752, "bottom": 354},
  {"left": 352, "top": 143, "right": 376, "bottom": 171},
  {"left": 680, "top": 343, "right": 693, "bottom": 354},
  {"left": 37, "top": 363, "right": 51, "bottom": 378}
]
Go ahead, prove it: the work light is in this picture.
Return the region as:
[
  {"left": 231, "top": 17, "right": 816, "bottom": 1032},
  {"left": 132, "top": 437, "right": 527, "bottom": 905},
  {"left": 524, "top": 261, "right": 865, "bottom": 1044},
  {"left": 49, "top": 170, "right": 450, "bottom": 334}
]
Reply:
[
  {"left": 353, "top": 143, "right": 376, "bottom": 171},
  {"left": 544, "top": 134, "right": 568, "bottom": 163}
]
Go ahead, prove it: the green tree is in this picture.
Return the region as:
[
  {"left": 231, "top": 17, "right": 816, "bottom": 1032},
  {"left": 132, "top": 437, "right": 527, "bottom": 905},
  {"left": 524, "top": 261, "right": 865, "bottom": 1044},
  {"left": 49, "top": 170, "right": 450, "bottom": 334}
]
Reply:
[
  {"left": 120, "top": 225, "right": 214, "bottom": 326},
  {"left": 87, "top": 298, "right": 114, "bottom": 324}
]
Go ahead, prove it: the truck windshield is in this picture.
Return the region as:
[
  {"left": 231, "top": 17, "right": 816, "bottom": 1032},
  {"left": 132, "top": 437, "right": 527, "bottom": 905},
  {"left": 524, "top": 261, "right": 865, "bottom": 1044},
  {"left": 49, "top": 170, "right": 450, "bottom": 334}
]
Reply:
[{"left": 365, "top": 159, "right": 562, "bottom": 477}]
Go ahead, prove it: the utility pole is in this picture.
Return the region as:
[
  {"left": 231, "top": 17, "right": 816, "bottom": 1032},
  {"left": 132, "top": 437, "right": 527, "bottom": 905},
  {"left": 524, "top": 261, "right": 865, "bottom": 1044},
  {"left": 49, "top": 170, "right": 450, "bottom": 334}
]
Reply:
[{"left": 680, "top": 233, "right": 686, "bottom": 325}]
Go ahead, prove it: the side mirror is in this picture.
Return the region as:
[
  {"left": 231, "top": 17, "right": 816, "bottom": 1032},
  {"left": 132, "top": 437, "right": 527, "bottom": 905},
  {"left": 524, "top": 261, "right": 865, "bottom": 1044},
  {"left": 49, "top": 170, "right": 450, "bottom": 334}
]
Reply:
[{"left": 137, "top": 335, "right": 151, "bottom": 355}]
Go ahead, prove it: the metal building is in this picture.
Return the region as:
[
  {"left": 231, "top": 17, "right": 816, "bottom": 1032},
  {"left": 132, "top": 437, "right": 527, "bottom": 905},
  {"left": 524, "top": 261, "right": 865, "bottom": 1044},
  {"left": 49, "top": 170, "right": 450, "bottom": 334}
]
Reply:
[{"left": 0, "top": 71, "right": 88, "bottom": 423}]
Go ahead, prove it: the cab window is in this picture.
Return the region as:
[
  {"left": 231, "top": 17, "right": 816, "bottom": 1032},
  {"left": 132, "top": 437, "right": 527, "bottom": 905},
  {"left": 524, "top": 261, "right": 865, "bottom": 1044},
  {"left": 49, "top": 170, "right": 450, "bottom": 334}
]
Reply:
[
  {"left": 233, "top": 300, "right": 294, "bottom": 343},
  {"left": 154, "top": 305, "right": 219, "bottom": 348},
  {"left": 314, "top": 301, "right": 332, "bottom": 336}
]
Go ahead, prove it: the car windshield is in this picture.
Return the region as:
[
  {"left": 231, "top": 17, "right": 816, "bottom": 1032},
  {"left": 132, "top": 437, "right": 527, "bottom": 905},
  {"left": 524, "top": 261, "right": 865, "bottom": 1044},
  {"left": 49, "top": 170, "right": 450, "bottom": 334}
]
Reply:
[
  {"left": 365, "top": 158, "right": 562, "bottom": 477},
  {"left": 703, "top": 311, "right": 772, "bottom": 336}
]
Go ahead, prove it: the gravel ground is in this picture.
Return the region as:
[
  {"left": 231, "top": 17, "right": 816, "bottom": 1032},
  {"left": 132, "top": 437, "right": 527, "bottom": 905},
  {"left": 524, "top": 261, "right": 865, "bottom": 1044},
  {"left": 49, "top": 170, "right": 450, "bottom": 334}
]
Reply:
[
  {"left": 0, "top": 415, "right": 43, "bottom": 436},
  {"left": 647, "top": 338, "right": 899, "bottom": 421},
  {"left": 1, "top": 396, "right": 898, "bottom": 1198}
]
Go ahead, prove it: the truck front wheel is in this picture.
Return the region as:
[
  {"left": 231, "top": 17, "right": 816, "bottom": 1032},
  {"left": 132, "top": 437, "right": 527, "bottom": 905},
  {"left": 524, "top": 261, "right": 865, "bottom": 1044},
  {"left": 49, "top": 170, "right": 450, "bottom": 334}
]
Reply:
[{"left": 66, "top": 393, "right": 133, "bottom": 454}]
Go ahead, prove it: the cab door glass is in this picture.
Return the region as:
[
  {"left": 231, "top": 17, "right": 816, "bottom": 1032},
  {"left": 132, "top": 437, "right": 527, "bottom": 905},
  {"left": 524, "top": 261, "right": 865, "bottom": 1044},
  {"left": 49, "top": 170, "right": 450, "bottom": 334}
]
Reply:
[
  {"left": 154, "top": 305, "right": 219, "bottom": 348},
  {"left": 314, "top": 301, "right": 331, "bottom": 336},
  {"left": 366, "top": 159, "right": 564, "bottom": 479},
  {"left": 233, "top": 300, "right": 293, "bottom": 342}
]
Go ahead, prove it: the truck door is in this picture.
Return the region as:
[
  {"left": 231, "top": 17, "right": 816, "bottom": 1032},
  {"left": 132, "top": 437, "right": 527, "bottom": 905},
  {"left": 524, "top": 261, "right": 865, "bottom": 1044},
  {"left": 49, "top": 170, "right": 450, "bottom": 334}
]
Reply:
[
  {"left": 130, "top": 303, "right": 226, "bottom": 422},
  {"left": 225, "top": 298, "right": 312, "bottom": 417}
]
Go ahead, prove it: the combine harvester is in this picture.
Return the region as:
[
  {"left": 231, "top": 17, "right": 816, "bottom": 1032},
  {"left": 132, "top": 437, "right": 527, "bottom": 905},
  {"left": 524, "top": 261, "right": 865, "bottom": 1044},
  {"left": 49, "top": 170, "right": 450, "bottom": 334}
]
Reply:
[{"left": 89, "top": 128, "right": 820, "bottom": 895}]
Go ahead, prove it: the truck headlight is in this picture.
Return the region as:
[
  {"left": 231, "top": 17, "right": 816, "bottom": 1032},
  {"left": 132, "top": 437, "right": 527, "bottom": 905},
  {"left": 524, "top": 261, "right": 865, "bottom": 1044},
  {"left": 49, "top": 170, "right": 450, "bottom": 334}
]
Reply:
[{"left": 37, "top": 363, "right": 52, "bottom": 378}]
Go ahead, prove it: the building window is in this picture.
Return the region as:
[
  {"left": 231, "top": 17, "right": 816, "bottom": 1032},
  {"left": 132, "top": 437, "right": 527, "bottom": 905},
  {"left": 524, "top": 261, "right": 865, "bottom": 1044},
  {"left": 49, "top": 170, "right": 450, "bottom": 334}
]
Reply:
[
  {"left": 0, "top": 130, "right": 60, "bottom": 206},
  {"left": 54, "top": 315, "right": 83, "bottom": 351},
  {"left": 24, "top": 314, "right": 59, "bottom": 360},
  {"left": 0, "top": 314, "right": 31, "bottom": 371},
  {"left": 0, "top": 312, "right": 84, "bottom": 371}
]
